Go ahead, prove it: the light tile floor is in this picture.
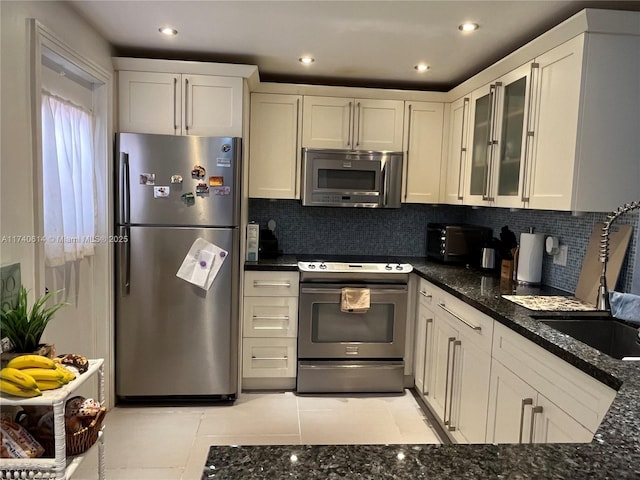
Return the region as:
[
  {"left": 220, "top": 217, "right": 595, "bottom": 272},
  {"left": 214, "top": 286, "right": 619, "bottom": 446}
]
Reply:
[{"left": 73, "top": 390, "right": 441, "bottom": 480}]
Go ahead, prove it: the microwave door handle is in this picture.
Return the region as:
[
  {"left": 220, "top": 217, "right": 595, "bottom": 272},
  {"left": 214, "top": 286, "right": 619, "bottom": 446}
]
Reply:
[{"left": 381, "top": 162, "right": 388, "bottom": 206}]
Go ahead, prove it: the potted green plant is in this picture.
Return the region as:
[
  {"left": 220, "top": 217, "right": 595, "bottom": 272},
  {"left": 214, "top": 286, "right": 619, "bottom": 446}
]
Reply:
[{"left": 0, "top": 286, "right": 66, "bottom": 356}]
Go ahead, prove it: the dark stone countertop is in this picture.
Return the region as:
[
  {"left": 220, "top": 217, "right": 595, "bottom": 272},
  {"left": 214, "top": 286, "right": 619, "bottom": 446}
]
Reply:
[{"left": 222, "top": 256, "right": 640, "bottom": 479}]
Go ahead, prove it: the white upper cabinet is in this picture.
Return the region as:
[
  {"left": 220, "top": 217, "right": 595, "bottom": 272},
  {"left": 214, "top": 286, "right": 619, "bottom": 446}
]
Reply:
[
  {"left": 464, "top": 63, "right": 532, "bottom": 208},
  {"left": 402, "top": 102, "right": 444, "bottom": 203},
  {"left": 249, "top": 93, "right": 302, "bottom": 199},
  {"left": 119, "top": 71, "right": 181, "bottom": 135},
  {"left": 457, "top": 25, "right": 640, "bottom": 212},
  {"left": 119, "top": 71, "right": 243, "bottom": 137},
  {"left": 524, "top": 33, "right": 640, "bottom": 212},
  {"left": 302, "top": 96, "right": 404, "bottom": 151},
  {"left": 443, "top": 97, "right": 470, "bottom": 205}
]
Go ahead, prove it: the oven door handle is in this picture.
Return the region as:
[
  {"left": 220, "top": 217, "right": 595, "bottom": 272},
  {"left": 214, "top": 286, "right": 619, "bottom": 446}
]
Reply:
[{"left": 300, "top": 287, "right": 405, "bottom": 295}]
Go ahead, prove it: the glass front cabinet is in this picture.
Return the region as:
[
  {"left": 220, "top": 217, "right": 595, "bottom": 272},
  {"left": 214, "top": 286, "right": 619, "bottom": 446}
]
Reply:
[{"left": 464, "top": 63, "right": 533, "bottom": 208}]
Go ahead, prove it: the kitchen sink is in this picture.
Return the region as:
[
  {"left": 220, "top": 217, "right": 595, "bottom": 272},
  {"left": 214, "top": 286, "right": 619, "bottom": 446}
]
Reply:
[{"left": 536, "top": 315, "right": 640, "bottom": 360}]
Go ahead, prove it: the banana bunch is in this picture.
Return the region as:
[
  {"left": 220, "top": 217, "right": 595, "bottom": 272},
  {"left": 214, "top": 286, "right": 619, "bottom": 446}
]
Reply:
[
  {"left": 0, "top": 355, "right": 76, "bottom": 397},
  {"left": 0, "top": 366, "right": 41, "bottom": 397}
]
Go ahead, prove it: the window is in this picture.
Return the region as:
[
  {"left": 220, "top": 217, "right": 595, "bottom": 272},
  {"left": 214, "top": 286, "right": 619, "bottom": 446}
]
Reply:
[{"left": 41, "top": 92, "right": 96, "bottom": 266}]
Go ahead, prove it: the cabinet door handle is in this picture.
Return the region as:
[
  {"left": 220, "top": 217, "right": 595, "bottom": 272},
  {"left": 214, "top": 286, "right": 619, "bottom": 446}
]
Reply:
[
  {"left": 353, "top": 102, "right": 361, "bottom": 148},
  {"left": 173, "top": 77, "right": 178, "bottom": 133},
  {"left": 518, "top": 398, "right": 534, "bottom": 444},
  {"left": 482, "top": 85, "right": 496, "bottom": 201},
  {"left": 486, "top": 82, "right": 501, "bottom": 202},
  {"left": 184, "top": 78, "right": 190, "bottom": 133},
  {"left": 529, "top": 405, "right": 543, "bottom": 443},
  {"left": 419, "top": 290, "right": 432, "bottom": 300},
  {"left": 447, "top": 339, "right": 462, "bottom": 431},
  {"left": 423, "top": 318, "right": 433, "bottom": 395},
  {"left": 404, "top": 104, "right": 412, "bottom": 201},
  {"left": 294, "top": 97, "right": 301, "bottom": 197},
  {"left": 252, "top": 355, "right": 288, "bottom": 361},
  {"left": 521, "top": 63, "right": 539, "bottom": 202},
  {"left": 490, "top": 82, "right": 502, "bottom": 144},
  {"left": 443, "top": 337, "right": 456, "bottom": 425},
  {"left": 457, "top": 97, "right": 470, "bottom": 200},
  {"left": 443, "top": 337, "right": 456, "bottom": 426},
  {"left": 346, "top": 101, "right": 353, "bottom": 148},
  {"left": 438, "top": 303, "right": 481, "bottom": 332}
]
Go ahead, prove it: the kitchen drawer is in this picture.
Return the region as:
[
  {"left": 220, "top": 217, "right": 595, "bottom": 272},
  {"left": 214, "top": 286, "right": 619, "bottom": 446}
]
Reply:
[
  {"left": 417, "top": 278, "right": 440, "bottom": 309},
  {"left": 243, "top": 296, "right": 298, "bottom": 337},
  {"left": 492, "top": 322, "right": 616, "bottom": 433},
  {"left": 242, "top": 338, "right": 297, "bottom": 378},
  {"left": 433, "top": 287, "right": 493, "bottom": 352},
  {"left": 244, "top": 271, "right": 299, "bottom": 297}
]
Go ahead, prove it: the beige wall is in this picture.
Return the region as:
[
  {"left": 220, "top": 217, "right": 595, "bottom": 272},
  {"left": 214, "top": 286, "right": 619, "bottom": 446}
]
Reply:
[{"left": 0, "top": 0, "right": 113, "bottom": 291}]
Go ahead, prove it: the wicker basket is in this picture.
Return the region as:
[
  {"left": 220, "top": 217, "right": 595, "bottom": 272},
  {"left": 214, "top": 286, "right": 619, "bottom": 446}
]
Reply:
[{"left": 39, "top": 407, "right": 107, "bottom": 457}]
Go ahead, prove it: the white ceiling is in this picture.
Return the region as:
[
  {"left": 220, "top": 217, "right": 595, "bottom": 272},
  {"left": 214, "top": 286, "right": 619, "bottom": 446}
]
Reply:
[{"left": 67, "top": 0, "right": 640, "bottom": 90}]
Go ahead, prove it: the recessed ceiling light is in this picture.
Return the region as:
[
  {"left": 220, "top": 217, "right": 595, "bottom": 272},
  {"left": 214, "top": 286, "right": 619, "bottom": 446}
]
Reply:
[
  {"left": 414, "top": 64, "right": 430, "bottom": 72},
  {"left": 458, "top": 22, "right": 479, "bottom": 32},
  {"left": 159, "top": 27, "right": 178, "bottom": 36},
  {"left": 299, "top": 56, "right": 315, "bottom": 65}
]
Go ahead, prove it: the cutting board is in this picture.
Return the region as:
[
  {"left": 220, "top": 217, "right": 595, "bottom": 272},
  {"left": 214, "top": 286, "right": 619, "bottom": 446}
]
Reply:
[{"left": 574, "top": 223, "right": 632, "bottom": 306}]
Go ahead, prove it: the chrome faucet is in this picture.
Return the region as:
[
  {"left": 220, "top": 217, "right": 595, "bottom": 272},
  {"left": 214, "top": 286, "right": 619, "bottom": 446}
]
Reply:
[{"left": 596, "top": 201, "right": 640, "bottom": 311}]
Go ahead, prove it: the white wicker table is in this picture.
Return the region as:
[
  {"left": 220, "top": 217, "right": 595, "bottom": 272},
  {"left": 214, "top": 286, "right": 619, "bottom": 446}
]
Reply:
[{"left": 0, "top": 359, "right": 105, "bottom": 480}]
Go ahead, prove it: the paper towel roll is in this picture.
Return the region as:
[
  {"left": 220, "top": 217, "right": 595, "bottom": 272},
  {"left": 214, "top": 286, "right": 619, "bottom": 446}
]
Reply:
[{"left": 517, "top": 232, "right": 545, "bottom": 284}]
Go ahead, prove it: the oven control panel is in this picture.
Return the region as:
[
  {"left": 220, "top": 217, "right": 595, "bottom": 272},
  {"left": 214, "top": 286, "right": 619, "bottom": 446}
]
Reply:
[{"left": 297, "top": 261, "right": 413, "bottom": 274}]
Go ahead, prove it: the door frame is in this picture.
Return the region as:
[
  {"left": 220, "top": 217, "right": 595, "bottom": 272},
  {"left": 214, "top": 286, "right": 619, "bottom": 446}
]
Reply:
[{"left": 29, "top": 19, "right": 115, "bottom": 406}]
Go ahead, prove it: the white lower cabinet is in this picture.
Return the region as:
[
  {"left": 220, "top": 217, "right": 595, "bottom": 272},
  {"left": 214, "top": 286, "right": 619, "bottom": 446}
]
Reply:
[
  {"left": 413, "top": 275, "right": 617, "bottom": 445},
  {"left": 449, "top": 334, "right": 492, "bottom": 443},
  {"left": 413, "top": 280, "right": 436, "bottom": 395},
  {"left": 242, "top": 271, "right": 299, "bottom": 390},
  {"left": 486, "top": 322, "right": 616, "bottom": 443},
  {"left": 486, "top": 360, "right": 592, "bottom": 444},
  {"left": 427, "top": 312, "right": 457, "bottom": 421},
  {"left": 242, "top": 337, "right": 297, "bottom": 379},
  {"left": 418, "top": 277, "right": 493, "bottom": 444},
  {"left": 486, "top": 360, "right": 538, "bottom": 444}
]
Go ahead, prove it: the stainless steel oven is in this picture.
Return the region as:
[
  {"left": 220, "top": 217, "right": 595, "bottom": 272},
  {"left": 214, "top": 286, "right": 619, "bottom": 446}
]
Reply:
[{"left": 297, "top": 259, "right": 411, "bottom": 393}]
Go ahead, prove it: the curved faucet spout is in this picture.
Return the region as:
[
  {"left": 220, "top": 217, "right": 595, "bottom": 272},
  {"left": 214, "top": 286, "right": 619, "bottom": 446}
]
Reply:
[{"left": 597, "top": 201, "right": 640, "bottom": 310}]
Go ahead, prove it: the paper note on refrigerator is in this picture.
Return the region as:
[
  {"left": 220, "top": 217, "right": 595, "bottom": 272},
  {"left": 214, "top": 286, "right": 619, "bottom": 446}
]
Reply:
[{"left": 176, "top": 238, "right": 227, "bottom": 291}]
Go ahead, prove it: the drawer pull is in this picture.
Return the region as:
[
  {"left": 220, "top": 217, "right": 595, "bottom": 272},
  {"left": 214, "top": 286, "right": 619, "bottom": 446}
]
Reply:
[
  {"left": 438, "top": 303, "right": 481, "bottom": 332},
  {"left": 252, "top": 356, "right": 288, "bottom": 361},
  {"left": 253, "top": 281, "right": 291, "bottom": 288},
  {"left": 252, "top": 315, "right": 290, "bottom": 321},
  {"left": 419, "top": 291, "right": 432, "bottom": 299}
]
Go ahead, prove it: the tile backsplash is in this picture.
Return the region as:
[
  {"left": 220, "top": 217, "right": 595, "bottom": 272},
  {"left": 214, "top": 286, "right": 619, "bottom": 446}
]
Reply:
[{"left": 249, "top": 199, "right": 638, "bottom": 295}]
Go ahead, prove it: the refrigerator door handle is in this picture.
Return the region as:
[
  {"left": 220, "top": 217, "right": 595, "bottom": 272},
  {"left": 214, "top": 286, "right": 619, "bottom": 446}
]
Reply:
[
  {"left": 120, "top": 226, "right": 131, "bottom": 295},
  {"left": 120, "top": 152, "right": 130, "bottom": 224}
]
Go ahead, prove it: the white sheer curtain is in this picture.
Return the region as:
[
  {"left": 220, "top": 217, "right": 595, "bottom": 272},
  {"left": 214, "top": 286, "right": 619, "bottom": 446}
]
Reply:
[{"left": 41, "top": 91, "right": 95, "bottom": 267}]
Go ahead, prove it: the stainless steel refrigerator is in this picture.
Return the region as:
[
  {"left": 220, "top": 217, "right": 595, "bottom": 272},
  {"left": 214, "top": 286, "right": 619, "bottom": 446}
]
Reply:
[{"left": 115, "top": 133, "right": 240, "bottom": 401}]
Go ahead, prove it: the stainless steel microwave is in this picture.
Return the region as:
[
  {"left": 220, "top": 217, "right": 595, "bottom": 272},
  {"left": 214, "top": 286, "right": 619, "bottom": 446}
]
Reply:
[{"left": 301, "top": 148, "right": 403, "bottom": 208}]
